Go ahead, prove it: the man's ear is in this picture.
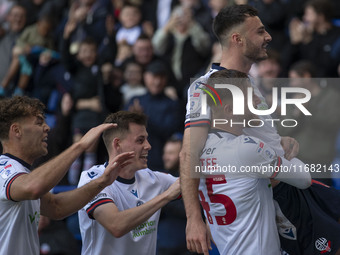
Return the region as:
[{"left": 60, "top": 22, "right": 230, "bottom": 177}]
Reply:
[
  {"left": 113, "top": 137, "right": 121, "bottom": 151},
  {"left": 231, "top": 33, "right": 242, "bottom": 45},
  {"left": 223, "top": 103, "right": 233, "bottom": 115},
  {"left": 10, "top": 123, "right": 22, "bottom": 138}
]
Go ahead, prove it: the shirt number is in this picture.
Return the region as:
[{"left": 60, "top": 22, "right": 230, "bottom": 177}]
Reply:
[{"left": 199, "top": 175, "right": 237, "bottom": 225}]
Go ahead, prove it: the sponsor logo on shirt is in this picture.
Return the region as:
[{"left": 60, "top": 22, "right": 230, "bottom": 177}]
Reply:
[
  {"left": 186, "top": 113, "right": 201, "bottom": 119},
  {"left": 133, "top": 220, "right": 156, "bottom": 239},
  {"left": 90, "top": 193, "right": 108, "bottom": 203},
  {"left": 28, "top": 211, "right": 40, "bottom": 226}
]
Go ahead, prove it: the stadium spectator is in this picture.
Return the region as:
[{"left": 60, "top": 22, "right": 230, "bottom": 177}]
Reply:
[
  {"left": 282, "top": 0, "right": 340, "bottom": 77},
  {"left": 61, "top": 19, "right": 106, "bottom": 184},
  {"left": 0, "top": 4, "right": 27, "bottom": 97}
]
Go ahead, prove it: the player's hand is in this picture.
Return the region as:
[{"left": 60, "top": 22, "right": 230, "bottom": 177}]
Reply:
[
  {"left": 165, "top": 179, "right": 181, "bottom": 201},
  {"left": 186, "top": 218, "right": 211, "bottom": 255},
  {"left": 281, "top": 136, "right": 299, "bottom": 160},
  {"left": 101, "top": 151, "right": 135, "bottom": 186},
  {"left": 78, "top": 123, "right": 117, "bottom": 151}
]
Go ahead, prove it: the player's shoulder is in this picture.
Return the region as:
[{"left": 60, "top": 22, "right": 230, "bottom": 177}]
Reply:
[
  {"left": 137, "top": 168, "right": 165, "bottom": 179},
  {"left": 138, "top": 168, "right": 177, "bottom": 182},
  {"left": 188, "top": 66, "right": 219, "bottom": 90},
  {"left": 79, "top": 164, "right": 105, "bottom": 185},
  {"left": 236, "top": 135, "right": 277, "bottom": 164},
  {"left": 0, "top": 155, "right": 29, "bottom": 180}
]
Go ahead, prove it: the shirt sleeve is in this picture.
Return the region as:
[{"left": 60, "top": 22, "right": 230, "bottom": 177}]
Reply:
[
  {"left": 78, "top": 170, "right": 114, "bottom": 219},
  {"left": 0, "top": 162, "right": 27, "bottom": 202},
  {"left": 237, "top": 136, "right": 311, "bottom": 189},
  {"left": 153, "top": 171, "right": 177, "bottom": 190},
  {"left": 185, "top": 77, "right": 212, "bottom": 129}
]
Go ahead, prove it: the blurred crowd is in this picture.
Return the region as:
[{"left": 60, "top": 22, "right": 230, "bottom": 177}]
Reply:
[{"left": 1, "top": 0, "right": 340, "bottom": 254}]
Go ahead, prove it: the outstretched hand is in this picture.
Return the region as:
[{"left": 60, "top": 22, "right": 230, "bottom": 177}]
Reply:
[{"left": 101, "top": 151, "right": 135, "bottom": 186}]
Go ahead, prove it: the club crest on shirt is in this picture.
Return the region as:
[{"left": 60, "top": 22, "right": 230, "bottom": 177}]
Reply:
[
  {"left": 136, "top": 200, "right": 144, "bottom": 207},
  {"left": 315, "top": 237, "right": 331, "bottom": 253}
]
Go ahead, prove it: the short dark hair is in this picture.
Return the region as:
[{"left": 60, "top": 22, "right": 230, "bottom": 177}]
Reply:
[
  {"left": 80, "top": 37, "right": 97, "bottom": 48},
  {"left": 213, "top": 4, "right": 258, "bottom": 45},
  {"left": 206, "top": 69, "right": 249, "bottom": 108},
  {"left": 122, "top": 2, "right": 141, "bottom": 12},
  {"left": 0, "top": 96, "right": 45, "bottom": 141},
  {"left": 102, "top": 111, "right": 147, "bottom": 150},
  {"left": 136, "top": 33, "right": 151, "bottom": 41}
]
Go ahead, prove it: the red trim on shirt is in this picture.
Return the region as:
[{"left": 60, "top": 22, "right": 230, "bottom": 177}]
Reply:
[
  {"left": 185, "top": 120, "right": 211, "bottom": 129},
  {"left": 86, "top": 198, "right": 113, "bottom": 219},
  {"left": 6, "top": 173, "right": 27, "bottom": 201},
  {"left": 312, "top": 179, "right": 330, "bottom": 188},
  {"left": 270, "top": 157, "right": 282, "bottom": 179}
]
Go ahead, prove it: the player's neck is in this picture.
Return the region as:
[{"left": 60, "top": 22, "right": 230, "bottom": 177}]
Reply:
[
  {"left": 220, "top": 50, "right": 252, "bottom": 74},
  {"left": 118, "top": 167, "right": 138, "bottom": 179},
  {"left": 2, "top": 143, "right": 35, "bottom": 165}
]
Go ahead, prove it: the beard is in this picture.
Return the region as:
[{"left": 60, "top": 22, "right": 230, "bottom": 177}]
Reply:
[{"left": 244, "top": 38, "right": 268, "bottom": 63}]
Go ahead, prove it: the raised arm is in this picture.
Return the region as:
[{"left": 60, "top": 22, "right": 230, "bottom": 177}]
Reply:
[
  {"left": 40, "top": 151, "right": 134, "bottom": 219},
  {"left": 180, "top": 126, "right": 211, "bottom": 255},
  {"left": 10, "top": 124, "right": 116, "bottom": 202},
  {"left": 92, "top": 179, "right": 180, "bottom": 237}
]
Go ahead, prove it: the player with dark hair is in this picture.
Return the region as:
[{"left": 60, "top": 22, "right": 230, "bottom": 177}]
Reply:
[
  {"left": 78, "top": 111, "right": 180, "bottom": 255},
  {"left": 179, "top": 5, "right": 299, "bottom": 254}
]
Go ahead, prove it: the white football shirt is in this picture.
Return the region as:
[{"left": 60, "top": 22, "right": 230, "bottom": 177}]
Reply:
[
  {"left": 0, "top": 154, "right": 40, "bottom": 255},
  {"left": 185, "top": 63, "right": 284, "bottom": 156},
  {"left": 198, "top": 131, "right": 282, "bottom": 255},
  {"left": 78, "top": 165, "right": 177, "bottom": 255}
]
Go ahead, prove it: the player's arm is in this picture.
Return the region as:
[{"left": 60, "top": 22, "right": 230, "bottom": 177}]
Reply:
[
  {"left": 40, "top": 152, "right": 134, "bottom": 220},
  {"left": 9, "top": 124, "right": 116, "bottom": 202},
  {"left": 92, "top": 179, "right": 180, "bottom": 237},
  {"left": 240, "top": 138, "right": 311, "bottom": 189},
  {"left": 180, "top": 126, "right": 211, "bottom": 255},
  {"left": 272, "top": 157, "right": 311, "bottom": 188}
]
